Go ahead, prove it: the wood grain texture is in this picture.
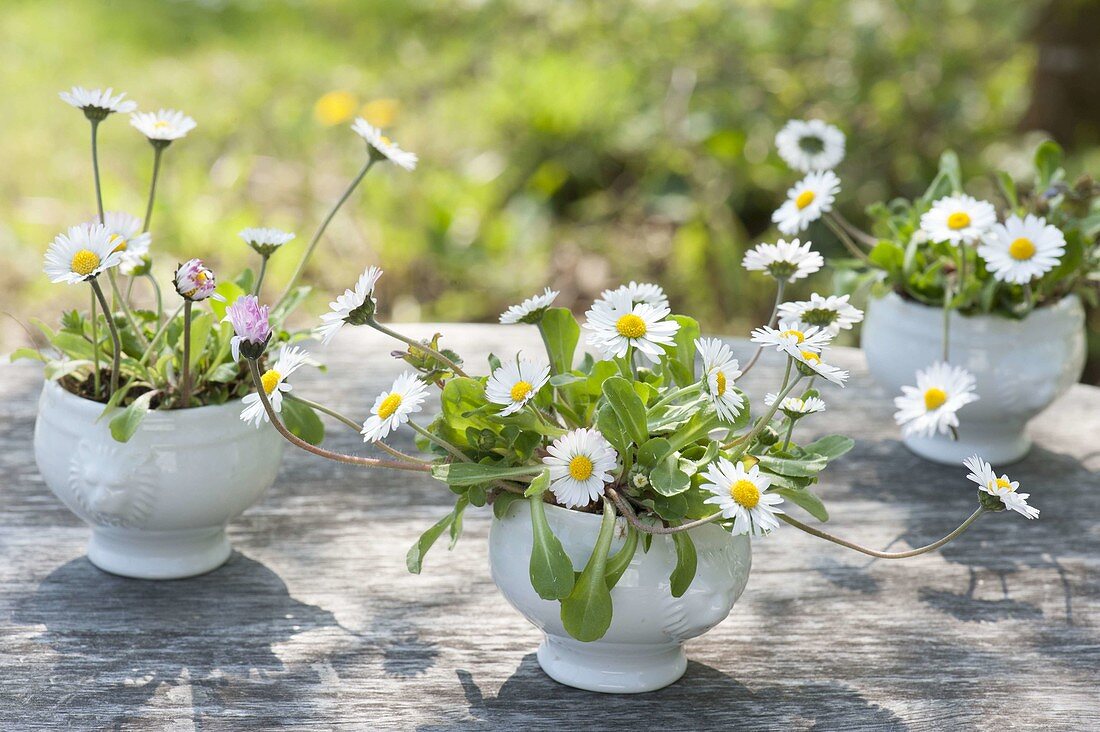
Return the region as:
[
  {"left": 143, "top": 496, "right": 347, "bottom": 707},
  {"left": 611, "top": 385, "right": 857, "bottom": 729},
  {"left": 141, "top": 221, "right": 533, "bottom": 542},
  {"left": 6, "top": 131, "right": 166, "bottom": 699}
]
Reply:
[{"left": 1, "top": 323, "right": 1097, "bottom": 731}]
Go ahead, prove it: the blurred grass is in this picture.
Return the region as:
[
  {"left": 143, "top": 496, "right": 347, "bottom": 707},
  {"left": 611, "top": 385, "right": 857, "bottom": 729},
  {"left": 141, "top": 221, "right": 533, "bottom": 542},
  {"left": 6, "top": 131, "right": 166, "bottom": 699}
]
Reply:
[{"left": 2, "top": 0, "right": 1098, "bottom": 370}]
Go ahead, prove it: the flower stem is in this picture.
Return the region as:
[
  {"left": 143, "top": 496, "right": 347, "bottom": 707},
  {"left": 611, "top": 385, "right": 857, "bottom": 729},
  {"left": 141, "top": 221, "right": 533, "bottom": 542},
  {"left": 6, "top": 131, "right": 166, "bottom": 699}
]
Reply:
[
  {"left": 831, "top": 209, "right": 877, "bottom": 247},
  {"left": 368, "top": 319, "right": 469, "bottom": 378},
  {"left": 90, "top": 119, "right": 104, "bottom": 223},
  {"left": 409, "top": 420, "right": 471, "bottom": 462},
  {"left": 781, "top": 419, "right": 796, "bottom": 451},
  {"left": 247, "top": 358, "right": 429, "bottom": 472},
  {"left": 147, "top": 273, "right": 164, "bottom": 326},
  {"left": 726, "top": 369, "right": 802, "bottom": 456},
  {"left": 107, "top": 269, "right": 148, "bottom": 348},
  {"left": 779, "top": 508, "right": 986, "bottom": 559},
  {"left": 90, "top": 278, "right": 121, "bottom": 397},
  {"left": 139, "top": 302, "right": 185, "bottom": 368},
  {"left": 181, "top": 300, "right": 193, "bottom": 407},
  {"left": 824, "top": 214, "right": 872, "bottom": 264},
  {"left": 647, "top": 383, "right": 700, "bottom": 413},
  {"left": 285, "top": 393, "right": 361, "bottom": 431},
  {"left": 89, "top": 286, "right": 101, "bottom": 397},
  {"left": 276, "top": 157, "right": 375, "bottom": 309},
  {"left": 740, "top": 280, "right": 785, "bottom": 377},
  {"left": 253, "top": 254, "right": 270, "bottom": 296},
  {"left": 142, "top": 144, "right": 164, "bottom": 233}
]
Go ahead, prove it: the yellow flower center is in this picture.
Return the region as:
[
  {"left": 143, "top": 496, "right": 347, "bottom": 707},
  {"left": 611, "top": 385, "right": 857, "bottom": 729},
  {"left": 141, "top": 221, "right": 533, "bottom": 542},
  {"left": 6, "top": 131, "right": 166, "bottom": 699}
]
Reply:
[
  {"left": 923, "top": 387, "right": 947, "bottom": 410},
  {"left": 195, "top": 270, "right": 208, "bottom": 283},
  {"left": 377, "top": 392, "right": 403, "bottom": 419},
  {"left": 780, "top": 329, "right": 805, "bottom": 343},
  {"left": 378, "top": 135, "right": 392, "bottom": 147},
  {"left": 795, "top": 190, "right": 816, "bottom": 210},
  {"left": 947, "top": 211, "right": 971, "bottom": 230},
  {"left": 260, "top": 369, "right": 282, "bottom": 395},
  {"left": 109, "top": 233, "right": 128, "bottom": 252},
  {"left": 153, "top": 119, "right": 171, "bottom": 129},
  {"left": 800, "top": 350, "right": 820, "bottom": 364},
  {"left": 510, "top": 380, "right": 533, "bottom": 403},
  {"left": 715, "top": 370, "right": 727, "bottom": 396},
  {"left": 729, "top": 479, "right": 760, "bottom": 509},
  {"left": 70, "top": 249, "right": 101, "bottom": 276},
  {"left": 616, "top": 313, "right": 647, "bottom": 339},
  {"left": 1008, "top": 237, "right": 1036, "bottom": 261},
  {"left": 991, "top": 477, "right": 1014, "bottom": 492},
  {"left": 568, "top": 455, "right": 594, "bottom": 481}
]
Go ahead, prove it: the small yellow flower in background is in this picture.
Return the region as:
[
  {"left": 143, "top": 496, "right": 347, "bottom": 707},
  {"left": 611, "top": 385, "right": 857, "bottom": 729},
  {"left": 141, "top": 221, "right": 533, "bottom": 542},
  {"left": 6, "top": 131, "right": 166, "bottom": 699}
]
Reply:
[
  {"left": 314, "top": 91, "right": 358, "bottom": 126},
  {"left": 360, "top": 98, "right": 399, "bottom": 128}
]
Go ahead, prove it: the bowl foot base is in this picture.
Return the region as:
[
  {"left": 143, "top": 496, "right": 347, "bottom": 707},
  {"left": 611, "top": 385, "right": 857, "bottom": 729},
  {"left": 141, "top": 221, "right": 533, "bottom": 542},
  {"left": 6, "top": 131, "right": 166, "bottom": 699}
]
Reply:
[
  {"left": 904, "top": 422, "right": 1030, "bottom": 466},
  {"left": 536, "top": 634, "right": 687, "bottom": 693},
  {"left": 87, "top": 526, "right": 232, "bottom": 580}
]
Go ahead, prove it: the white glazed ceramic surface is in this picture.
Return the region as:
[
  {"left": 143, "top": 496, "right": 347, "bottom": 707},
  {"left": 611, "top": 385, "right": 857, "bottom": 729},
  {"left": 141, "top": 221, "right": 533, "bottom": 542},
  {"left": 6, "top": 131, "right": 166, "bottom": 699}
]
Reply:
[
  {"left": 489, "top": 500, "right": 751, "bottom": 693},
  {"left": 34, "top": 380, "right": 284, "bottom": 579},
  {"left": 862, "top": 291, "right": 1086, "bottom": 465}
]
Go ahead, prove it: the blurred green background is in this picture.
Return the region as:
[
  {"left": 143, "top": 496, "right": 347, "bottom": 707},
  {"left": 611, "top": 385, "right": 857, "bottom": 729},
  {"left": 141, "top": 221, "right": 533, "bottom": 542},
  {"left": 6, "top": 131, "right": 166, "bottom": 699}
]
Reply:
[{"left": 3, "top": 1, "right": 1099, "bottom": 377}]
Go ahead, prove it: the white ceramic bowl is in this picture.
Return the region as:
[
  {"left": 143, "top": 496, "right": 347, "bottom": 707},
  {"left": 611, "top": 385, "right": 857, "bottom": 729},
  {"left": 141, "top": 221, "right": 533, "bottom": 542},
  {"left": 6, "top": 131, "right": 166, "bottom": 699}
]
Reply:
[
  {"left": 861, "top": 291, "right": 1086, "bottom": 465},
  {"left": 34, "top": 380, "right": 284, "bottom": 579},
  {"left": 489, "top": 499, "right": 751, "bottom": 693}
]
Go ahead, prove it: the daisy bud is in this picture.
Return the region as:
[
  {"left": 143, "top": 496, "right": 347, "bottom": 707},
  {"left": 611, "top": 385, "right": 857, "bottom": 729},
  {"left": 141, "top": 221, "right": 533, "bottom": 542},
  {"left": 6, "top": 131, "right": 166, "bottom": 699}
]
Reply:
[
  {"left": 174, "top": 258, "right": 223, "bottom": 302},
  {"left": 225, "top": 295, "right": 272, "bottom": 361},
  {"left": 757, "top": 425, "right": 780, "bottom": 446}
]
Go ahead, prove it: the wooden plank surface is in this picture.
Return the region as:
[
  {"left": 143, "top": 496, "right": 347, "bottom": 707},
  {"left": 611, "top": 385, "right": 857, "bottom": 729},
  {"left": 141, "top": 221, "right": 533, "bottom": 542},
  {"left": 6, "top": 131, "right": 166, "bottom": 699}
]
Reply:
[{"left": 1, "top": 323, "right": 1097, "bottom": 730}]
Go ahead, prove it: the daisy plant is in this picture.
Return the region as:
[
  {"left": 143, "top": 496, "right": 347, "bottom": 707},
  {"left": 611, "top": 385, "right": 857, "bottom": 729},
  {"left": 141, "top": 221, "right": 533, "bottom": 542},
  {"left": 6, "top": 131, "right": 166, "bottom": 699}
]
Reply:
[
  {"left": 17, "top": 86, "right": 417, "bottom": 445},
  {"left": 233, "top": 251, "right": 1038, "bottom": 644},
  {"left": 848, "top": 142, "right": 1099, "bottom": 321},
  {"left": 770, "top": 123, "right": 1097, "bottom": 441}
]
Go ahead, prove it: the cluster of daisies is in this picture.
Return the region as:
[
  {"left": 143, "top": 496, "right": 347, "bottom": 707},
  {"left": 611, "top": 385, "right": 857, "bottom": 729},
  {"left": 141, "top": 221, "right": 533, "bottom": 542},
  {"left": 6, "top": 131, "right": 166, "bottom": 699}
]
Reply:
[
  {"left": 919, "top": 195, "right": 1066, "bottom": 285},
  {"left": 43, "top": 85, "right": 419, "bottom": 413}
]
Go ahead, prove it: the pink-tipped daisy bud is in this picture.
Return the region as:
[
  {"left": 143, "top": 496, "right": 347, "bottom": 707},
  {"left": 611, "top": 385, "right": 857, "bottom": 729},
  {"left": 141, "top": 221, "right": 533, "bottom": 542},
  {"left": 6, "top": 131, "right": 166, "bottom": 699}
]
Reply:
[
  {"left": 224, "top": 294, "right": 272, "bottom": 361},
  {"left": 174, "top": 258, "right": 223, "bottom": 302}
]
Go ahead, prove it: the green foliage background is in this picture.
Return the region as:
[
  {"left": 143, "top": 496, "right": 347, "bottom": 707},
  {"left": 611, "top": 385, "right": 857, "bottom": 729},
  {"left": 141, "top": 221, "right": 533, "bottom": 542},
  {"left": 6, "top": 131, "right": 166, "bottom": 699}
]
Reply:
[{"left": 3, "top": 1, "right": 1098, "bottom": 375}]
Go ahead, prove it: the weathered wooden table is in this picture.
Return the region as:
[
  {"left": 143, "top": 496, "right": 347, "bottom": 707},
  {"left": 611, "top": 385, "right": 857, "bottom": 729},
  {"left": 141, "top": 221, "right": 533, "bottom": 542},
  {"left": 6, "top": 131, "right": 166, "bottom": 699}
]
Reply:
[{"left": 1, "top": 324, "right": 1098, "bottom": 730}]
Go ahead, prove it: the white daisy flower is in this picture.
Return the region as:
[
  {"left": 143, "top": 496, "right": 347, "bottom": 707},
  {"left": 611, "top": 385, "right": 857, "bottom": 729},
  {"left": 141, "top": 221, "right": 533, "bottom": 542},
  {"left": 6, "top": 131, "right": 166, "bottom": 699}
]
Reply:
[
  {"left": 583, "top": 289, "right": 680, "bottom": 364},
  {"left": 59, "top": 86, "right": 137, "bottom": 117},
  {"left": 793, "top": 349, "right": 849, "bottom": 387},
  {"left": 750, "top": 318, "right": 833, "bottom": 359},
  {"left": 701, "top": 457, "right": 784, "bottom": 538},
  {"left": 130, "top": 109, "right": 196, "bottom": 142},
  {"left": 777, "top": 293, "right": 864, "bottom": 336},
  {"left": 240, "top": 227, "right": 296, "bottom": 257},
  {"left": 499, "top": 287, "right": 559, "bottom": 324},
  {"left": 893, "top": 362, "right": 979, "bottom": 438},
  {"left": 360, "top": 372, "right": 430, "bottom": 443},
  {"left": 98, "top": 211, "right": 151, "bottom": 275},
  {"left": 977, "top": 214, "right": 1066, "bottom": 284},
  {"left": 43, "top": 223, "right": 123, "bottom": 284},
  {"left": 240, "top": 346, "right": 310, "bottom": 427},
  {"left": 963, "top": 455, "right": 1039, "bottom": 519},
  {"left": 599, "top": 281, "right": 669, "bottom": 309},
  {"left": 695, "top": 337, "right": 744, "bottom": 423},
  {"left": 775, "top": 119, "right": 846, "bottom": 173},
  {"left": 316, "top": 266, "right": 383, "bottom": 346},
  {"left": 742, "top": 238, "right": 824, "bottom": 283},
  {"left": 920, "top": 194, "right": 997, "bottom": 246},
  {"left": 485, "top": 357, "right": 551, "bottom": 416},
  {"left": 351, "top": 118, "right": 417, "bottom": 171},
  {"left": 772, "top": 170, "right": 841, "bottom": 236},
  {"left": 542, "top": 428, "right": 618, "bottom": 509},
  {"left": 764, "top": 392, "right": 826, "bottom": 417}
]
